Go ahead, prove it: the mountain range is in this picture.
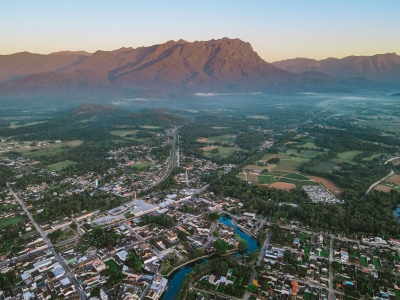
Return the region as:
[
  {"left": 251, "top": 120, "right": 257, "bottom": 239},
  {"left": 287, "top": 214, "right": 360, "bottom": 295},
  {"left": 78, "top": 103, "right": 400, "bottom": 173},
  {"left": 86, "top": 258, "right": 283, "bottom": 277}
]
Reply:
[
  {"left": 0, "top": 38, "right": 399, "bottom": 96},
  {"left": 273, "top": 53, "right": 400, "bottom": 84}
]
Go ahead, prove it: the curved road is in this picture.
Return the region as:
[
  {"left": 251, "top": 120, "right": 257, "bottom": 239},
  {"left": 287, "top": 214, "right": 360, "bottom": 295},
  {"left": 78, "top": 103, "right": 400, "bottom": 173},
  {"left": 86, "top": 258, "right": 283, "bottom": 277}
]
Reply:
[
  {"left": 7, "top": 184, "right": 86, "bottom": 299},
  {"left": 363, "top": 156, "right": 400, "bottom": 198}
]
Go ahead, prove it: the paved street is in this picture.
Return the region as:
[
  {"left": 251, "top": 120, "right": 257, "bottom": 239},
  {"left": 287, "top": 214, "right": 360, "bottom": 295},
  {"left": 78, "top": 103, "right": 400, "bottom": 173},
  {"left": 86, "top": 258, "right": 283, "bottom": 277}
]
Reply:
[{"left": 8, "top": 184, "right": 86, "bottom": 300}]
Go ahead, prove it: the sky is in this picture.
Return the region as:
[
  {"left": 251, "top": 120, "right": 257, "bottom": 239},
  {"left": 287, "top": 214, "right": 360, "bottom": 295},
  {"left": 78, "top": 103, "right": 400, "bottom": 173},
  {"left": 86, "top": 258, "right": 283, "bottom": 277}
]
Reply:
[{"left": 1, "top": 0, "right": 400, "bottom": 62}]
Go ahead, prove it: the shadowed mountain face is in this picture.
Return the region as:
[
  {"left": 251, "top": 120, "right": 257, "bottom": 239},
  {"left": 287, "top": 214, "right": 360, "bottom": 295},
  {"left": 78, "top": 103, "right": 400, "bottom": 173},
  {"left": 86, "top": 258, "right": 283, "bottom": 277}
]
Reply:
[
  {"left": 273, "top": 53, "right": 400, "bottom": 84},
  {"left": 0, "top": 38, "right": 398, "bottom": 96}
]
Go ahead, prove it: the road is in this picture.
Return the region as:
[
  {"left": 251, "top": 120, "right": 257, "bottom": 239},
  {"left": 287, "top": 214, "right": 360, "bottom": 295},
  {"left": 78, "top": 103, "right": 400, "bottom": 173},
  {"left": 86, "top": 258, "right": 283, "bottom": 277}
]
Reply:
[
  {"left": 8, "top": 184, "right": 86, "bottom": 300},
  {"left": 329, "top": 237, "right": 334, "bottom": 300},
  {"left": 203, "top": 223, "right": 217, "bottom": 248},
  {"left": 362, "top": 156, "right": 400, "bottom": 198}
]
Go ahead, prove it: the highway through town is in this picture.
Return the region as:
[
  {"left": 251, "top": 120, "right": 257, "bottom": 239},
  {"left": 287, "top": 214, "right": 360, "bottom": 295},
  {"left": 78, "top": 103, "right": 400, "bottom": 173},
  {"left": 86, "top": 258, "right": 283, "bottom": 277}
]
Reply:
[{"left": 8, "top": 184, "right": 86, "bottom": 300}]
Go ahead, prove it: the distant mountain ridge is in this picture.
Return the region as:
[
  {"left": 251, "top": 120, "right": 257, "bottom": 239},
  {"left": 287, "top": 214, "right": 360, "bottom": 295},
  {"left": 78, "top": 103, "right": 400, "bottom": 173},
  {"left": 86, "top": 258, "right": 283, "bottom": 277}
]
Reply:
[
  {"left": 0, "top": 38, "right": 399, "bottom": 96},
  {"left": 273, "top": 53, "right": 400, "bottom": 84}
]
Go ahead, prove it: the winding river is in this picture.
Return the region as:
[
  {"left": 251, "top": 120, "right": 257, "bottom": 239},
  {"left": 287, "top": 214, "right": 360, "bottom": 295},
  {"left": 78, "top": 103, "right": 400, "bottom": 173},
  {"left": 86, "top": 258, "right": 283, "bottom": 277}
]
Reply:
[{"left": 160, "top": 216, "right": 259, "bottom": 299}]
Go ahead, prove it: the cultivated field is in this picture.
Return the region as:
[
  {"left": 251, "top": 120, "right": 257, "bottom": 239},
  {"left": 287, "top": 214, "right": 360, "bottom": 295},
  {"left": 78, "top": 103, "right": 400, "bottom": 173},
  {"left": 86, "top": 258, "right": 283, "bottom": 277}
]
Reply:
[
  {"left": 18, "top": 140, "right": 83, "bottom": 158},
  {"left": 309, "top": 176, "right": 344, "bottom": 194},
  {"left": 269, "top": 182, "right": 296, "bottom": 190},
  {"left": 202, "top": 146, "right": 241, "bottom": 157},
  {"left": 197, "top": 134, "right": 236, "bottom": 143}
]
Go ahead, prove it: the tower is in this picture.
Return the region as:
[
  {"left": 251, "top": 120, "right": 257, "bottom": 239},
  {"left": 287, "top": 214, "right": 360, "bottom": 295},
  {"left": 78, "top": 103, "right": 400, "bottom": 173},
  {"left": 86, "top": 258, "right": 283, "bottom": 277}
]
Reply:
[
  {"left": 134, "top": 192, "right": 137, "bottom": 206},
  {"left": 95, "top": 179, "right": 98, "bottom": 188},
  {"left": 185, "top": 169, "right": 189, "bottom": 186}
]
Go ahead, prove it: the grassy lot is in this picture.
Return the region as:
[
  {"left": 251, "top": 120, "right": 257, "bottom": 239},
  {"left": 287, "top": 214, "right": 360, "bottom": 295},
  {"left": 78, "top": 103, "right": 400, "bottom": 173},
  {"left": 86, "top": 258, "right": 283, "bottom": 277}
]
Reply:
[
  {"left": 18, "top": 140, "right": 83, "bottom": 158},
  {"left": 207, "top": 135, "right": 236, "bottom": 143},
  {"left": 278, "top": 177, "right": 318, "bottom": 186},
  {"left": 310, "top": 161, "right": 337, "bottom": 173},
  {"left": 373, "top": 257, "right": 381, "bottom": 270},
  {"left": 300, "top": 150, "right": 324, "bottom": 159},
  {"left": 335, "top": 151, "right": 364, "bottom": 163},
  {"left": 105, "top": 259, "right": 121, "bottom": 271},
  {"left": 295, "top": 142, "right": 319, "bottom": 149},
  {"left": 320, "top": 249, "right": 329, "bottom": 257},
  {"left": 300, "top": 232, "right": 312, "bottom": 243},
  {"left": 48, "top": 161, "right": 76, "bottom": 171},
  {"left": 132, "top": 162, "right": 155, "bottom": 170},
  {"left": 360, "top": 257, "right": 368, "bottom": 267},
  {"left": 248, "top": 115, "right": 269, "bottom": 120},
  {"left": 203, "top": 146, "right": 242, "bottom": 158},
  {"left": 9, "top": 121, "right": 47, "bottom": 128},
  {"left": 273, "top": 155, "right": 308, "bottom": 172},
  {"left": 110, "top": 130, "right": 138, "bottom": 137},
  {"left": 363, "top": 153, "right": 386, "bottom": 161},
  {"left": 0, "top": 217, "right": 25, "bottom": 228},
  {"left": 0, "top": 204, "right": 19, "bottom": 212},
  {"left": 140, "top": 125, "right": 161, "bottom": 129},
  {"left": 258, "top": 175, "right": 276, "bottom": 184},
  {"left": 283, "top": 173, "right": 310, "bottom": 180}
]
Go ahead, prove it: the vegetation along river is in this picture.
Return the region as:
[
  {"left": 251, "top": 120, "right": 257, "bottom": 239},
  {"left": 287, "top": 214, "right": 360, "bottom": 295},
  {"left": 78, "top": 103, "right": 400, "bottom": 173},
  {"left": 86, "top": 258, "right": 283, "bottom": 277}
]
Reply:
[{"left": 161, "top": 215, "right": 259, "bottom": 299}]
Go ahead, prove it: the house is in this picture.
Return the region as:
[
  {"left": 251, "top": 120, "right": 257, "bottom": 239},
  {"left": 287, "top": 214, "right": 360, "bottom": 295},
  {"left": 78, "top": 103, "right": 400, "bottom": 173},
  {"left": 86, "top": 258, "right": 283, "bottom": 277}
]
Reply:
[
  {"left": 165, "top": 231, "right": 178, "bottom": 243},
  {"left": 81, "top": 223, "right": 92, "bottom": 233}
]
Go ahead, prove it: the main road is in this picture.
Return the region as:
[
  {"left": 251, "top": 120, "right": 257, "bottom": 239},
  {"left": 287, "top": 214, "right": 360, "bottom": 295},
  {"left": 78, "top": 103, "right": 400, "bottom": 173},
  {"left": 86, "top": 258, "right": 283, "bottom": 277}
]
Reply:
[{"left": 8, "top": 184, "right": 86, "bottom": 299}]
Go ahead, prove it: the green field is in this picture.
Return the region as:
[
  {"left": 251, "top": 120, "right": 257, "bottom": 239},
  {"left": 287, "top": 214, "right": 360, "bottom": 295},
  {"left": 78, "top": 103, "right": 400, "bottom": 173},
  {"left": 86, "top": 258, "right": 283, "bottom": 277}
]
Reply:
[
  {"left": 310, "top": 161, "right": 337, "bottom": 173},
  {"left": 373, "top": 257, "right": 381, "bottom": 270},
  {"left": 17, "top": 140, "right": 83, "bottom": 158},
  {"left": 110, "top": 130, "right": 138, "bottom": 137},
  {"left": 105, "top": 259, "right": 121, "bottom": 271},
  {"left": 0, "top": 217, "right": 25, "bottom": 228},
  {"left": 132, "top": 162, "right": 155, "bottom": 170},
  {"left": 360, "top": 257, "right": 368, "bottom": 267},
  {"left": 279, "top": 177, "right": 318, "bottom": 186},
  {"left": 273, "top": 155, "right": 309, "bottom": 172},
  {"left": 48, "top": 161, "right": 76, "bottom": 171},
  {"left": 207, "top": 135, "right": 236, "bottom": 143},
  {"left": 257, "top": 175, "right": 276, "bottom": 184},
  {"left": 363, "top": 153, "right": 386, "bottom": 161},
  {"left": 283, "top": 173, "right": 310, "bottom": 180},
  {"left": 295, "top": 142, "right": 319, "bottom": 149},
  {"left": 140, "top": 125, "right": 161, "bottom": 129},
  {"left": 203, "top": 146, "right": 241, "bottom": 157},
  {"left": 335, "top": 151, "right": 364, "bottom": 163}
]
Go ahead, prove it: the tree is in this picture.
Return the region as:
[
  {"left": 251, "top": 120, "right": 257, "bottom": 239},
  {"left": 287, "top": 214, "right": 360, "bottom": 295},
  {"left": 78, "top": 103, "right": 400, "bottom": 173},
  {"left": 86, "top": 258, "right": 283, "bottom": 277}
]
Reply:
[
  {"left": 213, "top": 230, "right": 220, "bottom": 237},
  {"left": 125, "top": 251, "right": 142, "bottom": 271},
  {"left": 70, "top": 222, "right": 77, "bottom": 230},
  {"left": 238, "top": 240, "right": 248, "bottom": 251},
  {"left": 214, "top": 239, "right": 231, "bottom": 254},
  {"left": 247, "top": 284, "right": 258, "bottom": 293},
  {"left": 331, "top": 261, "right": 341, "bottom": 271}
]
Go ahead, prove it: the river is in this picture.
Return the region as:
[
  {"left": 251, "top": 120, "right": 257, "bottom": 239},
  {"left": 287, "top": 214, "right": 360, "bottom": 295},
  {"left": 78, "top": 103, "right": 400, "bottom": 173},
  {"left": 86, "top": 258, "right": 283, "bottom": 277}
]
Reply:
[{"left": 160, "top": 216, "right": 259, "bottom": 299}]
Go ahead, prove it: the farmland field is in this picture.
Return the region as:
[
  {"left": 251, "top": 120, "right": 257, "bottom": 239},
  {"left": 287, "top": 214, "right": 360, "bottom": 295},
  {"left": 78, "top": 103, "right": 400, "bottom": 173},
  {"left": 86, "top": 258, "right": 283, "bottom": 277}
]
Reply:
[
  {"left": 197, "top": 134, "right": 236, "bottom": 143},
  {"left": 310, "top": 161, "right": 337, "bottom": 173},
  {"left": 17, "top": 140, "right": 83, "bottom": 158},
  {"left": 257, "top": 175, "right": 276, "bottom": 184},
  {"left": 283, "top": 173, "right": 310, "bottom": 180}
]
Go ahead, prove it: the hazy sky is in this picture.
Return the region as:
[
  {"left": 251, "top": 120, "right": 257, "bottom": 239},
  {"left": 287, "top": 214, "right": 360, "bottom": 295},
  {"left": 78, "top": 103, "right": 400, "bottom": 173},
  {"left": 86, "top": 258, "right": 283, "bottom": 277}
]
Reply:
[{"left": 1, "top": 0, "right": 399, "bottom": 61}]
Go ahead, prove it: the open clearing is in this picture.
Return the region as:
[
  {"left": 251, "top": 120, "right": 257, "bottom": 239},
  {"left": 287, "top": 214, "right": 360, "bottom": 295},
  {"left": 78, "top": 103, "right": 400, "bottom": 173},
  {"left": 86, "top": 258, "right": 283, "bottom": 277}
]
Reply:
[
  {"left": 310, "top": 161, "right": 337, "bottom": 173},
  {"left": 132, "top": 162, "right": 155, "bottom": 170},
  {"left": 309, "top": 176, "right": 344, "bottom": 194},
  {"left": 140, "top": 125, "right": 161, "bottom": 129},
  {"left": 17, "top": 140, "right": 83, "bottom": 158},
  {"left": 334, "top": 151, "right": 364, "bottom": 163},
  {"left": 0, "top": 217, "right": 25, "bottom": 228},
  {"left": 203, "top": 146, "right": 241, "bottom": 157},
  {"left": 387, "top": 174, "right": 400, "bottom": 185},
  {"left": 197, "top": 135, "right": 236, "bottom": 143},
  {"left": 200, "top": 145, "right": 219, "bottom": 151},
  {"left": 9, "top": 121, "right": 47, "bottom": 128},
  {"left": 269, "top": 182, "right": 296, "bottom": 190},
  {"left": 48, "top": 161, "right": 76, "bottom": 171},
  {"left": 294, "top": 142, "right": 319, "bottom": 149},
  {"left": 110, "top": 130, "right": 138, "bottom": 137},
  {"left": 257, "top": 175, "right": 276, "bottom": 184},
  {"left": 247, "top": 115, "right": 269, "bottom": 120},
  {"left": 375, "top": 185, "right": 392, "bottom": 192}
]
